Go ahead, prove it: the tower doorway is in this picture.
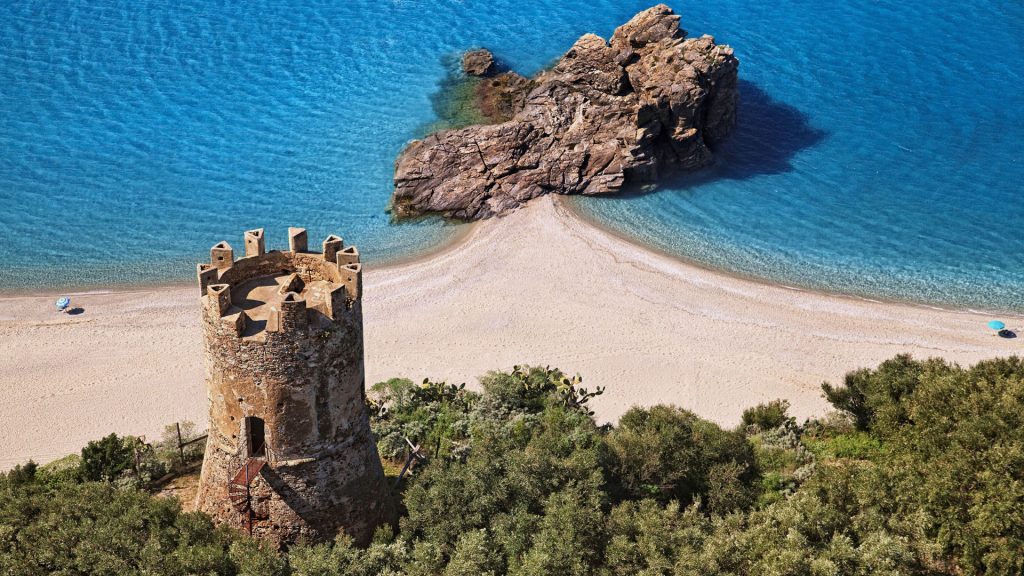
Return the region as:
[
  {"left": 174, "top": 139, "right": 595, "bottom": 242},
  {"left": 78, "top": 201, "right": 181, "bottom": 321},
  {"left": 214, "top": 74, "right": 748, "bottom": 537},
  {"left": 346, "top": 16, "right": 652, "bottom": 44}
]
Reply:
[{"left": 245, "top": 416, "right": 266, "bottom": 458}]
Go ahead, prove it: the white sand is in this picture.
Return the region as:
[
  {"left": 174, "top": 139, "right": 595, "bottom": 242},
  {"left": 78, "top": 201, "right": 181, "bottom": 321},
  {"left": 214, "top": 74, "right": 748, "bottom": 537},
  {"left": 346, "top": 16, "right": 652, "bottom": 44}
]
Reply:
[{"left": 1, "top": 196, "right": 1019, "bottom": 469}]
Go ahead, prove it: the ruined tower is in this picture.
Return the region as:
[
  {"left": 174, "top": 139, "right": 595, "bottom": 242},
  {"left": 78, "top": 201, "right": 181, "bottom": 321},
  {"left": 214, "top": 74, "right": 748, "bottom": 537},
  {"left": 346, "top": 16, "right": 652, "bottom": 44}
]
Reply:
[{"left": 194, "top": 227, "right": 387, "bottom": 547}]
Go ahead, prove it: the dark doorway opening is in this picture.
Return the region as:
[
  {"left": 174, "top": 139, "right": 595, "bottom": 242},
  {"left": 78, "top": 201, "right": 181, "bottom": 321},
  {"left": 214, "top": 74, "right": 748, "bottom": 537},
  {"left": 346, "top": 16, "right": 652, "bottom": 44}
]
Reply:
[{"left": 245, "top": 416, "right": 266, "bottom": 458}]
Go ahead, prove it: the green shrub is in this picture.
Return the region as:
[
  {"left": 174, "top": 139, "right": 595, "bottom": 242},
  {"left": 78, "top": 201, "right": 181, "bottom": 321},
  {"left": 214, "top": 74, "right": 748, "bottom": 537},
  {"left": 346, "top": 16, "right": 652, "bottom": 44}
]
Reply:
[
  {"left": 741, "top": 399, "right": 792, "bottom": 431},
  {"left": 821, "top": 355, "right": 1024, "bottom": 574},
  {"left": 369, "top": 378, "right": 476, "bottom": 461},
  {"left": 36, "top": 453, "right": 83, "bottom": 486},
  {"left": 78, "top": 433, "right": 135, "bottom": 482},
  {"left": 821, "top": 353, "right": 933, "bottom": 433},
  {"left": 605, "top": 405, "right": 759, "bottom": 513},
  {"left": 801, "top": 411, "right": 856, "bottom": 440},
  {"left": 400, "top": 403, "right": 605, "bottom": 570},
  {"left": 66, "top": 428, "right": 186, "bottom": 488},
  {"left": 0, "top": 480, "right": 280, "bottom": 575},
  {"left": 805, "top": 431, "right": 883, "bottom": 460},
  {"left": 606, "top": 499, "right": 707, "bottom": 575},
  {"left": 477, "top": 365, "right": 603, "bottom": 418},
  {"left": 2, "top": 461, "right": 37, "bottom": 487},
  {"left": 288, "top": 534, "right": 412, "bottom": 576}
]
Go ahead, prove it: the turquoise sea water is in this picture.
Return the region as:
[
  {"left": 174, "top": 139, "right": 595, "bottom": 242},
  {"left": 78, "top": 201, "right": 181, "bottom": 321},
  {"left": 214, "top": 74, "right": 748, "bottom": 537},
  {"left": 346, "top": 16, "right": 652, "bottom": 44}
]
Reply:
[{"left": 1, "top": 1, "right": 1022, "bottom": 310}]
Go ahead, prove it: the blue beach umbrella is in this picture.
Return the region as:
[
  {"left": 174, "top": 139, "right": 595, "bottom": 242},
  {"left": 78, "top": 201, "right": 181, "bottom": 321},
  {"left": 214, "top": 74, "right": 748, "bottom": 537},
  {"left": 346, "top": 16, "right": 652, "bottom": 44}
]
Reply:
[
  {"left": 988, "top": 320, "right": 1005, "bottom": 331},
  {"left": 55, "top": 296, "right": 70, "bottom": 312}
]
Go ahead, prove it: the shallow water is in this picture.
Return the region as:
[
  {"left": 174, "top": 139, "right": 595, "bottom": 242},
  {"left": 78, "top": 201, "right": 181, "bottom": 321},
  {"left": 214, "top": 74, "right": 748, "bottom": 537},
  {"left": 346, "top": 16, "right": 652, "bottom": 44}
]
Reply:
[
  {"left": 571, "top": 0, "right": 1024, "bottom": 312},
  {"left": 1, "top": 1, "right": 1022, "bottom": 310}
]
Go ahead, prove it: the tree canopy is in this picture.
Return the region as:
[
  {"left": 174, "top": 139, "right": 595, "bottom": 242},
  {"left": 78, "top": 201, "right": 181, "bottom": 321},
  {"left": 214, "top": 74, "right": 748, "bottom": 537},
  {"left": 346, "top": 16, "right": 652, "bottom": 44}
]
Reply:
[{"left": 1, "top": 357, "right": 1022, "bottom": 575}]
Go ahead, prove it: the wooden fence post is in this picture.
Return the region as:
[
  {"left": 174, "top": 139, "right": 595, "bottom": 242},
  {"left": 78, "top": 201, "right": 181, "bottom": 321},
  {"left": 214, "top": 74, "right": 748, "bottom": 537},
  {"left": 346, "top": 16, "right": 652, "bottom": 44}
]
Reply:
[{"left": 176, "top": 423, "right": 186, "bottom": 467}]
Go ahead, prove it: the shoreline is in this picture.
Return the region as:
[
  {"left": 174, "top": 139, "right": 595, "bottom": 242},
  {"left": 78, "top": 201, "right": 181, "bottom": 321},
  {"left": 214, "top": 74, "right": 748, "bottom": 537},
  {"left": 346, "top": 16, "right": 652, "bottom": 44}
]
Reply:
[
  {"left": 0, "top": 221, "right": 478, "bottom": 301},
  {"left": 1, "top": 196, "right": 1020, "bottom": 469},
  {"left": 3, "top": 201, "right": 1019, "bottom": 318},
  {"left": 562, "top": 197, "right": 1024, "bottom": 318},
  {"left": 363, "top": 219, "right": 478, "bottom": 273}
]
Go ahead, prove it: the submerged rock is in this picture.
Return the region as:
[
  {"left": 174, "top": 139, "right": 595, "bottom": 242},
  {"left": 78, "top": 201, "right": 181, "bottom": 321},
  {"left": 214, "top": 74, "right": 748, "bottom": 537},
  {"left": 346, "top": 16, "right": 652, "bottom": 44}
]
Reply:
[
  {"left": 461, "top": 48, "right": 496, "bottom": 76},
  {"left": 393, "top": 5, "right": 739, "bottom": 220}
]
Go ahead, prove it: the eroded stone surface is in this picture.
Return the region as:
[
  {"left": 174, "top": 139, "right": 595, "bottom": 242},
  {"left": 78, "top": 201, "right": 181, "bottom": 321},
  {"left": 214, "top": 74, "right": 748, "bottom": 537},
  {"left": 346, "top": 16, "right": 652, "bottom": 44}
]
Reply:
[{"left": 393, "top": 5, "right": 739, "bottom": 220}]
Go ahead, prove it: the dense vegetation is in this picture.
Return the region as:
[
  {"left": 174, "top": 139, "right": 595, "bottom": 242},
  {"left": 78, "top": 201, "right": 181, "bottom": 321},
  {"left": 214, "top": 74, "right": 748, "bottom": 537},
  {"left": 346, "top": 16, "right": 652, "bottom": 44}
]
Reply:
[{"left": 2, "top": 356, "right": 1022, "bottom": 575}]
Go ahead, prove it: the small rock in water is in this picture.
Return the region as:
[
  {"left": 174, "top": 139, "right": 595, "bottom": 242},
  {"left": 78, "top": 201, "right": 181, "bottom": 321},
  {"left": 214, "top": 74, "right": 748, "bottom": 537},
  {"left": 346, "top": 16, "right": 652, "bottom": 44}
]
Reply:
[{"left": 461, "top": 48, "right": 495, "bottom": 77}]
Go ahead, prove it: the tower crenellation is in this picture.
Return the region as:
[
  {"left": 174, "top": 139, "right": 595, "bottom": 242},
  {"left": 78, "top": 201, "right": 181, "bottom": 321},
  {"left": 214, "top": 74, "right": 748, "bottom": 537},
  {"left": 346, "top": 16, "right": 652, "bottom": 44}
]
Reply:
[
  {"left": 337, "top": 245, "right": 360, "bottom": 267},
  {"left": 288, "top": 227, "right": 308, "bottom": 253},
  {"left": 194, "top": 226, "right": 388, "bottom": 547},
  {"left": 340, "top": 262, "right": 362, "bottom": 300},
  {"left": 244, "top": 228, "right": 265, "bottom": 258},
  {"left": 210, "top": 241, "right": 234, "bottom": 269},
  {"left": 322, "top": 234, "right": 343, "bottom": 264}
]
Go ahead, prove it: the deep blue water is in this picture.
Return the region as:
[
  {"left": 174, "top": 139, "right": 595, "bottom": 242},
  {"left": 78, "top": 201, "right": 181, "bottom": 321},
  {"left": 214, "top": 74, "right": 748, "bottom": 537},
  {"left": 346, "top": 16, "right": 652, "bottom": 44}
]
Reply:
[{"left": 1, "top": 1, "right": 1022, "bottom": 310}]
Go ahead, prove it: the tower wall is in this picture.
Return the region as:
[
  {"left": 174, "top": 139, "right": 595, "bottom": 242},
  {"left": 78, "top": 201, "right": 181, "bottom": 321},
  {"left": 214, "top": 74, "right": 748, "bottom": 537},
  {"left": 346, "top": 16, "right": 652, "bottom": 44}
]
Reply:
[{"left": 194, "top": 228, "right": 388, "bottom": 547}]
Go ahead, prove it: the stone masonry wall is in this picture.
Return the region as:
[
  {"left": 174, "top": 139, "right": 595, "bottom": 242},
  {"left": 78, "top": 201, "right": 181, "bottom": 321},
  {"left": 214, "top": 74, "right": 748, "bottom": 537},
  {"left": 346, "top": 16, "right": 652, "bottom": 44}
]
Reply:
[{"left": 194, "top": 229, "right": 388, "bottom": 548}]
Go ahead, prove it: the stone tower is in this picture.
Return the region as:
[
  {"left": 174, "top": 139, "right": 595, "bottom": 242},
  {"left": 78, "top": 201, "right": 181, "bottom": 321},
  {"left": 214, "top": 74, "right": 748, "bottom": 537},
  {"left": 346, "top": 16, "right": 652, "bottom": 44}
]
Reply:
[{"left": 194, "top": 227, "right": 387, "bottom": 547}]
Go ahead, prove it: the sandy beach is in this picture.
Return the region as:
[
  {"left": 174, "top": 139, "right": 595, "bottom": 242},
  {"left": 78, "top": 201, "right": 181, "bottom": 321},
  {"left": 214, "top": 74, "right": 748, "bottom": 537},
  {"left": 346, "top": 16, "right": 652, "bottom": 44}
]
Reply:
[{"left": 0, "top": 196, "right": 1019, "bottom": 469}]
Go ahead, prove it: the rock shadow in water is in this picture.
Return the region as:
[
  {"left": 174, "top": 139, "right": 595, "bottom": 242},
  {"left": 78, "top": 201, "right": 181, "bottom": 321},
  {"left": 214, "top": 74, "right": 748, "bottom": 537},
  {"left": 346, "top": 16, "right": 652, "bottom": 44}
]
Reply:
[
  {"left": 614, "top": 79, "right": 827, "bottom": 198},
  {"left": 717, "top": 79, "right": 828, "bottom": 179}
]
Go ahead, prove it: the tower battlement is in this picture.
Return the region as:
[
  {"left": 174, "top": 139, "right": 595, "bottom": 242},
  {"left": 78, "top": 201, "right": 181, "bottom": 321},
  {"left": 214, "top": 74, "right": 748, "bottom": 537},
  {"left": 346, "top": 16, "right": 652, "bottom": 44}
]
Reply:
[
  {"left": 194, "top": 227, "right": 387, "bottom": 547},
  {"left": 196, "top": 227, "right": 364, "bottom": 339}
]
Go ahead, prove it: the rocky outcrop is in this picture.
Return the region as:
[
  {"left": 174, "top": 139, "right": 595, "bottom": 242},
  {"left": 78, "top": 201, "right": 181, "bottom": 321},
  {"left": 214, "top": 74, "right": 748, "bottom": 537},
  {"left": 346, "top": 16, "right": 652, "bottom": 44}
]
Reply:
[
  {"left": 476, "top": 71, "right": 533, "bottom": 123},
  {"left": 393, "top": 5, "right": 738, "bottom": 220},
  {"left": 461, "top": 48, "right": 496, "bottom": 76}
]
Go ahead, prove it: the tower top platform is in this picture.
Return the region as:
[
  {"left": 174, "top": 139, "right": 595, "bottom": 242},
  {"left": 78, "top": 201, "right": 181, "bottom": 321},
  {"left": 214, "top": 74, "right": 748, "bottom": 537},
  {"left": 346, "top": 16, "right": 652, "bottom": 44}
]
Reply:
[{"left": 196, "top": 228, "right": 362, "bottom": 339}]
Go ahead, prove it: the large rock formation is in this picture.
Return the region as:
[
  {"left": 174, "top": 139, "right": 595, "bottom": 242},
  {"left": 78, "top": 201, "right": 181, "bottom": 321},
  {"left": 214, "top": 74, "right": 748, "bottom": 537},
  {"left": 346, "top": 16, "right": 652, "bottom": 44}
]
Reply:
[{"left": 392, "top": 5, "right": 739, "bottom": 220}]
